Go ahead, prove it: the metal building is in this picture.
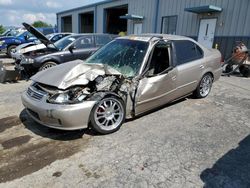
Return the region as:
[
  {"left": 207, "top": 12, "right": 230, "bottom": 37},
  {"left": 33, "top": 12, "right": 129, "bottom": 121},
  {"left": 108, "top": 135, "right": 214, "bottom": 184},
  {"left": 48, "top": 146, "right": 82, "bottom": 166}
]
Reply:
[{"left": 57, "top": 0, "right": 250, "bottom": 58}]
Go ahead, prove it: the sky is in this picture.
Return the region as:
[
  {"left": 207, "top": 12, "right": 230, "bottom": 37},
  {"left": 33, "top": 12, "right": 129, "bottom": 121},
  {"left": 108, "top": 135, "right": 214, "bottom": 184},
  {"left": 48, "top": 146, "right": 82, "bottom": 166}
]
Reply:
[{"left": 0, "top": 0, "right": 104, "bottom": 27}]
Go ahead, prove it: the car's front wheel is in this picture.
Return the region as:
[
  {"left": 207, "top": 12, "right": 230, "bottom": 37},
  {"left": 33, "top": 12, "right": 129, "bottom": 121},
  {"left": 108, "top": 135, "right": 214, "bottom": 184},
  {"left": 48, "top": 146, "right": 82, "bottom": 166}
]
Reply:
[
  {"left": 39, "top": 61, "right": 57, "bottom": 71},
  {"left": 194, "top": 73, "right": 213, "bottom": 98},
  {"left": 90, "top": 97, "right": 125, "bottom": 134},
  {"left": 7, "top": 45, "right": 16, "bottom": 57}
]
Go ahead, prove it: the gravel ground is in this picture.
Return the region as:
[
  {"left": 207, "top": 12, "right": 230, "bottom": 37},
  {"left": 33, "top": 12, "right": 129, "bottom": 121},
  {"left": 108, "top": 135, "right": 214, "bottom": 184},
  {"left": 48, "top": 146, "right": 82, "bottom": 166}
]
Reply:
[{"left": 0, "top": 56, "right": 250, "bottom": 188}]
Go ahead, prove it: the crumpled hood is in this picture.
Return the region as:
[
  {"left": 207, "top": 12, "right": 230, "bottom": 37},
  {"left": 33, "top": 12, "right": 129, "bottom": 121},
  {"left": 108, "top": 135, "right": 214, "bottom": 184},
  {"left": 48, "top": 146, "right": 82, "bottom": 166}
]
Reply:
[{"left": 31, "top": 60, "right": 122, "bottom": 90}]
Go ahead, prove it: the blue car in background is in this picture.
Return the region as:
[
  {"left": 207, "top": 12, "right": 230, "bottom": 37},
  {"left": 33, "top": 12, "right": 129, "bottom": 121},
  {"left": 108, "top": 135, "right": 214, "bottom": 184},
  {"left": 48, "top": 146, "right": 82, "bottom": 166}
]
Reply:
[{"left": 0, "top": 26, "right": 57, "bottom": 57}]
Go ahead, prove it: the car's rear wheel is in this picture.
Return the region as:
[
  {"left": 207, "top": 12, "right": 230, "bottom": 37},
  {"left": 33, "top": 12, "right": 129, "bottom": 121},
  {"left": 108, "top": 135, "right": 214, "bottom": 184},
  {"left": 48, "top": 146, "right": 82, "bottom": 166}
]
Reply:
[
  {"left": 39, "top": 62, "right": 57, "bottom": 71},
  {"left": 194, "top": 73, "right": 213, "bottom": 98},
  {"left": 7, "top": 45, "right": 16, "bottom": 57},
  {"left": 90, "top": 97, "right": 125, "bottom": 134}
]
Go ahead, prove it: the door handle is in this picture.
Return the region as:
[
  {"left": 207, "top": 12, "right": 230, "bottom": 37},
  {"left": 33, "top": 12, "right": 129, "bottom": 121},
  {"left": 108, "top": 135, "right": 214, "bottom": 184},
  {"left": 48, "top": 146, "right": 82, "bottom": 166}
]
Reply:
[
  {"left": 172, "top": 75, "right": 177, "bottom": 80},
  {"left": 200, "top": 65, "right": 205, "bottom": 69}
]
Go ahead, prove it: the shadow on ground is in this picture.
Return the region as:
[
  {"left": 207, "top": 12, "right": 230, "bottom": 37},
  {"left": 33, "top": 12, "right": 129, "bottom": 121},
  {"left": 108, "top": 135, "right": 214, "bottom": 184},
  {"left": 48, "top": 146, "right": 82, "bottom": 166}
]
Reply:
[
  {"left": 19, "top": 109, "right": 97, "bottom": 140},
  {"left": 200, "top": 135, "right": 250, "bottom": 188}
]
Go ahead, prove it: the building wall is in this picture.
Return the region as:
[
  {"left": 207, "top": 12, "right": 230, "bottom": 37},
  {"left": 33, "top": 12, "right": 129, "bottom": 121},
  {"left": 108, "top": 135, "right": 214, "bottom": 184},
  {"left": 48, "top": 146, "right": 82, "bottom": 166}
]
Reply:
[
  {"left": 156, "top": 0, "right": 250, "bottom": 57},
  {"left": 57, "top": 0, "right": 250, "bottom": 57},
  {"left": 127, "top": 0, "right": 157, "bottom": 34},
  {"left": 58, "top": 7, "right": 95, "bottom": 33}
]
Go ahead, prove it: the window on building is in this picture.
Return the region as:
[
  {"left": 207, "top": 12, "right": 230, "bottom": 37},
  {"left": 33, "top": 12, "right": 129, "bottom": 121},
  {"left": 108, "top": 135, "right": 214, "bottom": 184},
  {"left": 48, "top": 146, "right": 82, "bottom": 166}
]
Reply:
[
  {"left": 161, "top": 16, "right": 177, "bottom": 34},
  {"left": 173, "top": 40, "right": 203, "bottom": 65}
]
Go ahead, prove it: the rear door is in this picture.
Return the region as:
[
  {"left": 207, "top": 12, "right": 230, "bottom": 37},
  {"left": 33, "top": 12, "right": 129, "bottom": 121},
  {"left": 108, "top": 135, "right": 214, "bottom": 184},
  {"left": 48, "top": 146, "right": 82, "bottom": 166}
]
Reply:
[
  {"left": 173, "top": 40, "right": 204, "bottom": 97},
  {"left": 73, "top": 35, "right": 97, "bottom": 60},
  {"left": 135, "top": 41, "right": 178, "bottom": 115}
]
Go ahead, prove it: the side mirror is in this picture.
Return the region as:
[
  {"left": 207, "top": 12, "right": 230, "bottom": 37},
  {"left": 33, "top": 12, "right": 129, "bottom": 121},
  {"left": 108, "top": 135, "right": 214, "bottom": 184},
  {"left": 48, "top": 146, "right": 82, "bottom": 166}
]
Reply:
[{"left": 69, "top": 45, "right": 76, "bottom": 53}]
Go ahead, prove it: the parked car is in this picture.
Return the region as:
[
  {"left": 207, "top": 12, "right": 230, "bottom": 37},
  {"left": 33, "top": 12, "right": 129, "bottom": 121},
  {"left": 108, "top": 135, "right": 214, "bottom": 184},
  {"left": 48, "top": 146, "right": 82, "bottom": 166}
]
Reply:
[
  {"left": 11, "top": 33, "right": 72, "bottom": 61},
  {"left": 0, "top": 30, "right": 37, "bottom": 57},
  {"left": 0, "top": 29, "right": 21, "bottom": 37},
  {"left": 16, "top": 23, "right": 117, "bottom": 77},
  {"left": 0, "top": 25, "right": 57, "bottom": 57},
  {"left": 21, "top": 34, "right": 222, "bottom": 134}
]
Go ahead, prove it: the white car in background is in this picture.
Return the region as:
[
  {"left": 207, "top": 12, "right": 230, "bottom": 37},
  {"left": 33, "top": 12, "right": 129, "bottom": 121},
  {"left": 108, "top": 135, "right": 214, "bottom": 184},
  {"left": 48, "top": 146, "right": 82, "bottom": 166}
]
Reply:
[{"left": 11, "top": 33, "right": 72, "bottom": 61}]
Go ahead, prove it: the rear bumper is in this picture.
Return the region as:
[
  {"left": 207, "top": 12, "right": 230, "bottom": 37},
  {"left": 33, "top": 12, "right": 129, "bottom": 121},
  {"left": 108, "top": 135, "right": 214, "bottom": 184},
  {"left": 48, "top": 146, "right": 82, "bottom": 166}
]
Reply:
[
  {"left": 213, "top": 67, "right": 223, "bottom": 82},
  {"left": 21, "top": 91, "right": 96, "bottom": 130}
]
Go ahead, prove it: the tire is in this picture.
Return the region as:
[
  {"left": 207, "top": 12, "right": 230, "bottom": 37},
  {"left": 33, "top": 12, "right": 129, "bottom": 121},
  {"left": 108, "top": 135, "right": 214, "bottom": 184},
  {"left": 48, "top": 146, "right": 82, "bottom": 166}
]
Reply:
[
  {"left": 39, "top": 62, "right": 57, "bottom": 72},
  {"left": 90, "top": 97, "right": 125, "bottom": 134},
  {"left": 7, "top": 45, "right": 17, "bottom": 57},
  {"left": 194, "top": 73, "right": 213, "bottom": 98},
  {"left": 239, "top": 65, "right": 250, "bottom": 77}
]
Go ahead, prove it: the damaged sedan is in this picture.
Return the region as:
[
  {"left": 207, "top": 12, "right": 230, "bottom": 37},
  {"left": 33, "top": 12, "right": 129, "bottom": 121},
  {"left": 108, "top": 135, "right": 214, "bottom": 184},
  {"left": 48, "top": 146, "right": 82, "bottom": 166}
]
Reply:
[{"left": 21, "top": 35, "right": 222, "bottom": 134}]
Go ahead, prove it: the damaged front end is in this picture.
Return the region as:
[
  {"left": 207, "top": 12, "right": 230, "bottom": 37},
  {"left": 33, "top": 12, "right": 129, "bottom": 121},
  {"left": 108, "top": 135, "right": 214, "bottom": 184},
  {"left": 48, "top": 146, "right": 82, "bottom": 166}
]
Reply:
[{"left": 30, "top": 61, "right": 138, "bottom": 118}]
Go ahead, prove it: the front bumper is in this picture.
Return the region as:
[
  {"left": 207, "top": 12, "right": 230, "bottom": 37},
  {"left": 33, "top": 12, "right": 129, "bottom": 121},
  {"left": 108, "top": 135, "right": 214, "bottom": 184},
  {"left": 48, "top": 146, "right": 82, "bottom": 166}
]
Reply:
[
  {"left": 21, "top": 90, "right": 96, "bottom": 130},
  {"left": 11, "top": 51, "right": 22, "bottom": 59}
]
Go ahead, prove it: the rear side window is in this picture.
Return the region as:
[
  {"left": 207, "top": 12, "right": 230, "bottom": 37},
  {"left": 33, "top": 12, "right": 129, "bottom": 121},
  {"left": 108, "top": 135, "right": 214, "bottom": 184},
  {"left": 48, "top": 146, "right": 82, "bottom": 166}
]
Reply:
[
  {"left": 95, "top": 35, "right": 112, "bottom": 47},
  {"left": 75, "top": 36, "right": 94, "bottom": 49},
  {"left": 174, "top": 40, "right": 203, "bottom": 65}
]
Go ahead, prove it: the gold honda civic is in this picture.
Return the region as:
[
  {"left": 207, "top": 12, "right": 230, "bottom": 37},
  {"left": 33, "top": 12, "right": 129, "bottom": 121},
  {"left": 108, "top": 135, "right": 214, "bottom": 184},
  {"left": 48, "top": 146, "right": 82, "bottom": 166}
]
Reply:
[{"left": 21, "top": 34, "right": 222, "bottom": 134}]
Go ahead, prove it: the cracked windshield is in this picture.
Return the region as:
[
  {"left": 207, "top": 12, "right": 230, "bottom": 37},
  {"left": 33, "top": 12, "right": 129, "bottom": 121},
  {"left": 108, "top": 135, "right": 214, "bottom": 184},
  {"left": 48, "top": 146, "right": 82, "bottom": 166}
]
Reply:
[{"left": 85, "top": 39, "right": 149, "bottom": 77}]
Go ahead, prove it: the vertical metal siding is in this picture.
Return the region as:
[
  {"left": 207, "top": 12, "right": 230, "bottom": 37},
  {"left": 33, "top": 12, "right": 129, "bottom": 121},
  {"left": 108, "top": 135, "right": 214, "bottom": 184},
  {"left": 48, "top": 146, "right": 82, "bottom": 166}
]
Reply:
[
  {"left": 127, "top": 0, "right": 157, "bottom": 34},
  {"left": 156, "top": 0, "right": 249, "bottom": 37},
  {"left": 57, "top": 0, "right": 250, "bottom": 37}
]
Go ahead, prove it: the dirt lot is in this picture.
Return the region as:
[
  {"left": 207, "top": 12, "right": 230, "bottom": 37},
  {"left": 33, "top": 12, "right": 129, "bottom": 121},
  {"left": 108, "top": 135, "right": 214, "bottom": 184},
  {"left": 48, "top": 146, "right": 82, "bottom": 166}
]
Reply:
[{"left": 0, "top": 56, "right": 250, "bottom": 187}]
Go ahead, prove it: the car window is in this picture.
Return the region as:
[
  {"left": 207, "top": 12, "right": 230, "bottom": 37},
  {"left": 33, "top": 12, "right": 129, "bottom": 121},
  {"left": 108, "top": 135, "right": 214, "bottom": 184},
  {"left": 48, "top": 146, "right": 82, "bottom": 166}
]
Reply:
[
  {"left": 148, "top": 42, "right": 170, "bottom": 76},
  {"left": 54, "top": 35, "right": 80, "bottom": 51},
  {"left": 95, "top": 35, "right": 112, "bottom": 47},
  {"left": 174, "top": 40, "right": 203, "bottom": 65},
  {"left": 50, "top": 34, "right": 63, "bottom": 42},
  {"left": 74, "top": 36, "right": 94, "bottom": 49}
]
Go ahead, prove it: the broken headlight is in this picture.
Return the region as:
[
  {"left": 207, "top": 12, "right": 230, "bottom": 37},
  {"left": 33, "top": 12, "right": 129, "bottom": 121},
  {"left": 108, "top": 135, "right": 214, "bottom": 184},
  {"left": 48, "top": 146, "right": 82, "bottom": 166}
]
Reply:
[{"left": 47, "top": 87, "right": 89, "bottom": 104}]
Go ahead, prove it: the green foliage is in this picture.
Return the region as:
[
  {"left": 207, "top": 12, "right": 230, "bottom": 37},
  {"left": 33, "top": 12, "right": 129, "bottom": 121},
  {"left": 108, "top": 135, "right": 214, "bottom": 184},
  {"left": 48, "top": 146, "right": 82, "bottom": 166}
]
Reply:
[
  {"left": 0, "top": 25, "right": 5, "bottom": 34},
  {"left": 32, "top": 21, "right": 52, "bottom": 28}
]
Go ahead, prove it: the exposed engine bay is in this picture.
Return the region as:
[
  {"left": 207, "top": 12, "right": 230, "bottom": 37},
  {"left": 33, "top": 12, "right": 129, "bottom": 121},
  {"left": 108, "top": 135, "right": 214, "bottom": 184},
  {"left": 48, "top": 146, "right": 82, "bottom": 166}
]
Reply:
[{"left": 31, "top": 73, "right": 137, "bottom": 117}]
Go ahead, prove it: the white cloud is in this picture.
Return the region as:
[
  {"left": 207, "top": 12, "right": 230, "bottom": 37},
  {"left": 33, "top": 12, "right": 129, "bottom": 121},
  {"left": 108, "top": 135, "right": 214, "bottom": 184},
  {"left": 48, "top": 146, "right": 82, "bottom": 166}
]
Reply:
[
  {"left": 46, "top": 1, "right": 61, "bottom": 9},
  {"left": 23, "top": 13, "right": 46, "bottom": 23},
  {"left": 0, "top": 0, "right": 12, "bottom": 5}
]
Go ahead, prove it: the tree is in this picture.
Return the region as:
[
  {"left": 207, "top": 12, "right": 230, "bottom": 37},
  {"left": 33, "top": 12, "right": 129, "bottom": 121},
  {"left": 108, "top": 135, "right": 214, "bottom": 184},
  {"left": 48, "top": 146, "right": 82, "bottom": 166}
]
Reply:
[
  {"left": 0, "top": 25, "right": 5, "bottom": 34},
  {"left": 32, "top": 21, "right": 52, "bottom": 28}
]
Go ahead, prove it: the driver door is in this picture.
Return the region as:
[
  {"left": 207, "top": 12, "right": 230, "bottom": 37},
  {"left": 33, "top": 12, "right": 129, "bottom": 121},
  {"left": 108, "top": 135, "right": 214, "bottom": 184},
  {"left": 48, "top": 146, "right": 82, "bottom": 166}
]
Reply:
[{"left": 135, "top": 41, "right": 178, "bottom": 115}]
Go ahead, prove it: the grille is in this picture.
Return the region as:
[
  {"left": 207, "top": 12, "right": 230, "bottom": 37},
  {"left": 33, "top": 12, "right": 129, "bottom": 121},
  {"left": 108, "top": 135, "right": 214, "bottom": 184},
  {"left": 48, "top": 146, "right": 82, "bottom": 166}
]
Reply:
[{"left": 27, "top": 87, "right": 46, "bottom": 100}]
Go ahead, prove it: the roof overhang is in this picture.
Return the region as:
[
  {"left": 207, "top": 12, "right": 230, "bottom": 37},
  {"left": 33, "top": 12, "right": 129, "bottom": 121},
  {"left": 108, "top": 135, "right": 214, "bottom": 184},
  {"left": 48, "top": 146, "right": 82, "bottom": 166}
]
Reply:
[
  {"left": 185, "top": 5, "right": 222, "bottom": 14},
  {"left": 120, "top": 14, "right": 144, "bottom": 20}
]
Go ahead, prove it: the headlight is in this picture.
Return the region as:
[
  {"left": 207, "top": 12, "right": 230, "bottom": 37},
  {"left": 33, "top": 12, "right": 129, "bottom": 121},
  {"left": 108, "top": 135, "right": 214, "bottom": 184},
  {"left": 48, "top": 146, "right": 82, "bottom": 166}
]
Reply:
[
  {"left": 50, "top": 93, "right": 70, "bottom": 103},
  {"left": 0, "top": 40, "right": 5, "bottom": 45},
  {"left": 21, "top": 57, "right": 34, "bottom": 64},
  {"left": 47, "top": 87, "right": 89, "bottom": 104}
]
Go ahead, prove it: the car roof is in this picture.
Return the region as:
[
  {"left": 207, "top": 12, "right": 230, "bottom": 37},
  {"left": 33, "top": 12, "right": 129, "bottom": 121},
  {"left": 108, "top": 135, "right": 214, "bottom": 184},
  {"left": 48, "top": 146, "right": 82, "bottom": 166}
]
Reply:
[{"left": 119, "top": 34, "right": 192, "bottom": 42}]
